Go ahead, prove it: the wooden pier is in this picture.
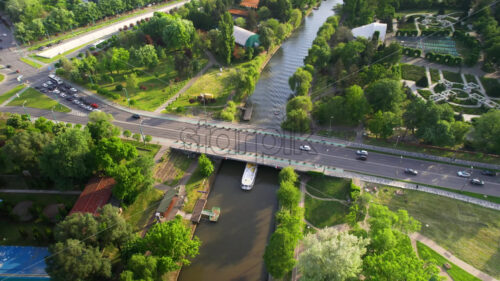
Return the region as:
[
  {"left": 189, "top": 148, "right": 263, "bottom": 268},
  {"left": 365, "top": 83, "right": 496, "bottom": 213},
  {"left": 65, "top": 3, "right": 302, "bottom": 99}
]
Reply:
[{"left": 191, "top": 199, "right": 207, "bottom": 223}]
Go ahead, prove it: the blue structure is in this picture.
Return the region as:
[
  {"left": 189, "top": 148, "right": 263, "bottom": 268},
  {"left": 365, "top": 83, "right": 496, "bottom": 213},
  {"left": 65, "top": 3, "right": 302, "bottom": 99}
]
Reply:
[{"left": 0, "top": 246, "right": 50, "bottom": 280}]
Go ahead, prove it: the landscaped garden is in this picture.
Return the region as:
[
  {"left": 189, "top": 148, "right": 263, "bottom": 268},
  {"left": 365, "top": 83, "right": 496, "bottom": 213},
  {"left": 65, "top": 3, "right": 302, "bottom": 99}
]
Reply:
[
  {"left": 401, "top": 64, "right": 426, "bottom": 82},
  {"left": 373, "top": 186, "right": 500, "bottom": 278},
  {"left": 480, "top": 77, "right": 500, "bottom": 98},
  {"left": 442, "top": 70, "right": 463, "bottom": 83},
  {"left": 7, "top": 88, "right": 70, "bottom": 112}
]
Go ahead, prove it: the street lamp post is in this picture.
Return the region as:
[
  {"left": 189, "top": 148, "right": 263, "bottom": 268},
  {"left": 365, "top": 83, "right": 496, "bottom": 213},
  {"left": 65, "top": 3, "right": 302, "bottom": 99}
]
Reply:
[
  {"left": 139, "top": 120, "right": 145, "bottom": 145},
  {"left": 395, "top": 135, "right": 401, "bottom": 148},
  {"left": 329, "top": 116, "right": 334, "bottom": 132}
]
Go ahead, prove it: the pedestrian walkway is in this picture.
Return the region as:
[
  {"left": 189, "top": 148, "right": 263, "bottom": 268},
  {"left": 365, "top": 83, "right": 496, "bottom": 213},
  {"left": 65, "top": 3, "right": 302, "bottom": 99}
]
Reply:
[
  {"left": 410, "top": 233, "right": 499, "bottom": 281},
  {"left": 0, "top": 189, "right": 81, "bottom": 195},
  {"left": 153, "top": 51, "right": 218, "bottom": 113}
]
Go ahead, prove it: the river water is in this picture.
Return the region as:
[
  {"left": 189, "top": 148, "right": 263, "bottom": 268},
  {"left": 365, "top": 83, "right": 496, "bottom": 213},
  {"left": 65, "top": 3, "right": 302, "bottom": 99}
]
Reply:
[
  {"left": 249, "top": 0, "right": 340, "bottom": 129},
  {"left": 178, "top": 161, "right": 279, "bottom": 281}
]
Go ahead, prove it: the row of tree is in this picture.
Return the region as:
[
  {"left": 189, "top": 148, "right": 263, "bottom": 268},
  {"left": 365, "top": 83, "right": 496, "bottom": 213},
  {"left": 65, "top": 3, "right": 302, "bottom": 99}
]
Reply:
[
  {"left": 472, "top": 0, "right": 500, "bottom": 72},
  {"left": 263, "top": 167, "right": 304, "bottom": 279},
  {"left": 1, "top": 112, "right": 155, "bottom": 204}
]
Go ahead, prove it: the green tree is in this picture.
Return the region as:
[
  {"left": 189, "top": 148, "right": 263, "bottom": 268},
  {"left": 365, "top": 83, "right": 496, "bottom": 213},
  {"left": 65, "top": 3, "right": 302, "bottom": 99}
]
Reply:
[
  {"left": 110, "top": 47, "right": 130, "bottom": 74},
  {"left": 247, "top": 10, "right": 258, "bottom": 30},
  {"left": 279, "top": 166, "right": 298, "bottom": 184},
  {"left": 218, "top": 12, "right": 235, "bottom": 64},
  {"left": 365, "top": 79, "right": 405, "bottom": 113},
  {"left": 198, "top": 153, "right": 214, "bottom": 177},
  {"left": 144, "top": 135, "right": 152, "bottom": 143},
  {"left": 282, "top": 109, "right": 311, "bottom": 132},
  {"left": 344, "top": 85, "right": 369, "bottom": 124},
  {"left": 289, "top": 9, "right": 302, "bottom": 28},
  {"left": 98, "top": 204, "right": 133, "bottom": 248},
  {"left": 46, "top": 239, "right": 111, "bottom": 281},
  {"left": 289, "top": 67, "right": 312, "bottom": 96},
  {"left": 132, "top": 133, "right": 141, "bottom": 142},
  {"left": 234, "top": 17, "right": 246, "bottom": 27},
  {"left": 2, "top": 130, "right": 51, "bottom": 173},
  {"left": 40, "top": 129, "right": 92, "bottom": 188},
  {"left": 368, "top": 111, "right": 401, "bottom": 139},
  {"left": 142, "top": 216, "right": 201, "bottom": 268},
  {"left": 44, "top": 7, "right": 76, "bottom": 34},
  {"left": 298, "top": 228, "right": 369, "bottom": 281},
  {"left": 93, "top": 136, "right": 137, "bottom": 173},
  {"left": 258, "top": 26, "right": 275, "bottom": 50},
  {"left": 125, "top": 73, "right": 138, "bottom": 92},
  {"left": 86, "top": 111, "right": 120, "bottom": 141},
  {"left": 277, "top": 180, "right": 300, "bottom": 209},
  {"left": 286, "top": 95, "right": 312, "bottom": 113},
  {"left": 111, "top": 156, "right": 155, "bottom": 204},
  {"left": 123, "top": 129, "right": 132, "bottom": 138},
  {"left": 54, "top": 212, "right": 99, "bottom": 246},
  {"left": 120, "top": 254, "right": 175, "bottom": 281},
  {"left": 263, "top": 228, "right": 297, "bottom": 279},
  {"left": 470, "top": 109, "right": 500, "bottom": 154},
  {"left": 34, "top": 116, "right": 54, "bottom": 133},
  {"left": 131, "top": 44, "right": 159, "bottom": 68}
]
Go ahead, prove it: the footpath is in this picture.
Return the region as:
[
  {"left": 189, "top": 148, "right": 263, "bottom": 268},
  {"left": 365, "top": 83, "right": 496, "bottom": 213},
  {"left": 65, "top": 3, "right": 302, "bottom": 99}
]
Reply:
[{"left": 0, "top": 189, "right": 81, "bottom": 195}]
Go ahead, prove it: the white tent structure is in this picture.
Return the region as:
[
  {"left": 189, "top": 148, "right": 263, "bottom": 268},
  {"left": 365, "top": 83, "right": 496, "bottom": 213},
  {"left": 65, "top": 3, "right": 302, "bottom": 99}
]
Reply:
[
  {"left": 233, "top": 26, "right": 260, "bottom": 47},
  {"left": 352, "top": 23, "right": 387, "bottom": 42}
]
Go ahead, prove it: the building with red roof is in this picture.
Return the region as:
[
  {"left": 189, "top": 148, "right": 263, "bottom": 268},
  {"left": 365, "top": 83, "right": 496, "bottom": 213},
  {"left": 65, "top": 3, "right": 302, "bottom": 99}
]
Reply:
[
  {"left": 240, "top": 0, "right": 259, "bottom": 9},
  {"left": 69, "top": 177, "right": 115, "bottom": 216}
]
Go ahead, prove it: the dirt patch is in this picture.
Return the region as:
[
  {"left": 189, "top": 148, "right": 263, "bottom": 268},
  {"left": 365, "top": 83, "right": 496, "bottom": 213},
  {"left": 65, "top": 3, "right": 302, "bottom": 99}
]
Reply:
[{"left": 154, "top": 150, "right": 192, "bottom": 186}]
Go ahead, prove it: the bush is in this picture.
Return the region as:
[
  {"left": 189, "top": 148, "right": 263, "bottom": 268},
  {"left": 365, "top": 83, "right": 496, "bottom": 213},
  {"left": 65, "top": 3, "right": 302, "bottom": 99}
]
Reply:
[
  {"left": 416, "top": 76, "right": 428, "bottom": 87},
  {"left": 97, "top": 87, "right": 120, "bottom": 99},
  {"left": 198, "top": 154, "right": 214, "bottom": 177},
  {"left": 55, "top": 68, "right": 65, "bottom": 76},
  {"left": 115, "top": 84, "right": 123, "bottom": 91},
  {"left": 434, "top": 83, "right": 446, "bottom": 93}
]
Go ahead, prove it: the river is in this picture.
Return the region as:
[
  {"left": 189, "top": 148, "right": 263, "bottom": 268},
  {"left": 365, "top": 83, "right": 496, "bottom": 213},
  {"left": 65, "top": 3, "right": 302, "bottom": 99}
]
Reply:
[
  {"left": 178, "top": 161, "right": 279, "bottom": 281},
  {"left": 249, "top": 0, "right": 340, "bottom": 128}
]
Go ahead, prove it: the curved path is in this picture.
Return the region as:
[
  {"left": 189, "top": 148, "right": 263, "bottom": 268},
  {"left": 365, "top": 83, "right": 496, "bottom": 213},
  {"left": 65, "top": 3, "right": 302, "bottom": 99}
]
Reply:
[{"left": 410, "top": 233, "right": 499, "bottom": 281}]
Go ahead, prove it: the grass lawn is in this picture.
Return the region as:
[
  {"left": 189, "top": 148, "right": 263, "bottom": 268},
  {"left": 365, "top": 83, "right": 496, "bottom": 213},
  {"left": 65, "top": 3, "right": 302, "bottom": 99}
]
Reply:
[
  {"left": 182, "top": 168, "right": 208, "bottom": 213},
  {"left": 0, "top": 84, "right": 26, "bottom": 105},
  {"left": 417, "top": 241, "right": 481, "bottom": 281},
  {"left": 304, "top": 195, "right": 349, "bottom": 228},
  {"left": 123, "top": 139, "right": 161, "bottom": 159},
  {"left": 373, "top": 186, "right": 500, "bottom": 278},
  {"left": 122, "top": 187, "right": 164, "bottom": 232},
  {"left": 0, "top": 73, "right": 4, "bottom": 82},
  {"left": 401, "top": 64, "right": 426, "bottom": 82},
  {"left": 429, "top": 68, "right": 440, "bottom": 83},
  {"left": 93, "top": 55, "right": 206, "bottom": 111},
  {"left": 464, "top": 73, "right": 476, "bottom": 84},
  {"left": 480, "top": 77, "right": 500, "bottom": 98},
  {"left": 417, "top": 89, "right": 432, "bottom": 99},
  {"left": 442, "top": 70, "right": 463, "bottom": 83},
  {"left": 306, "top": 174, "right": 350, "bottom": 200},
  {"left": 7, "top": 88, "right": 70, "bottom": 112},
  {"left": 0, "top": 193, "right": 78, "bottom": 246},
  {"left": 20, "top": 57, "right": 43, "bottom": 69},
  {"left": 26, "top": 0, "right": 184, "bottom": 51},
  {"left": 363, "top": 136, "right": 500, "bottom": 165}
]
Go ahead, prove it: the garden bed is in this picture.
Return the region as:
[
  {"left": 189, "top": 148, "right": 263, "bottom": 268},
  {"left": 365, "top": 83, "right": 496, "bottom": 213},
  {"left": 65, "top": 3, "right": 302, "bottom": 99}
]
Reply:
[
  {"left": 401, "top": 64, "right": 426, "bottom": 82},
  {"left": 442, "top": 70, "right": 463, "bottom": 83},
  {"left": 480, "top": 77, "right": 500, "bottom": 97}
]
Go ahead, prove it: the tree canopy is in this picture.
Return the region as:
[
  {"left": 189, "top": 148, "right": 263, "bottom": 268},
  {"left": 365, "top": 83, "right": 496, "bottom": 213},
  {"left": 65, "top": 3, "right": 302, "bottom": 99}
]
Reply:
[{"left": 198, "top": 154, "right": 214, "bottom": 177}]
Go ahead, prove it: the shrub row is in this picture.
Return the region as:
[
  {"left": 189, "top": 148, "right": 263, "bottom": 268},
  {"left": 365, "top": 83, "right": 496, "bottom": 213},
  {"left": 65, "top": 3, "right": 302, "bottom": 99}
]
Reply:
[
  {"left": 425, "top": 52, "right": 462, "bottom": 66},
  {"left": 420, "top": 28, "right": 451, "bottom": 37},
  {"left": 97, "top": 87, "right": 120, "bottom": 99},
  {"left": 396, "top": 29, "right": 419, "bottom": 37},
  {"left": 403, "top": 47, "right": 421, "bottom": 57}
]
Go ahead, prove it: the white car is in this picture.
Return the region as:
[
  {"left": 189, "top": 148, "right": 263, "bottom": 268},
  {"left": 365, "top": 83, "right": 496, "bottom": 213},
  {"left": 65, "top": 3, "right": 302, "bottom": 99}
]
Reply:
[
  {"left": 299, "top": 145, "right": 311, "bottom": 151},
  {"left": 53, "top": 89, "right": 60, "bottom": 94},
  {"left": 457, "top": 171, "right": 471, "bottom": 178},
  {"left": 60, "top": 93, "right": 66, "bottom": 98},
  {"left": 73, "top": 94, "right": 79, "bottom": 98},
  {"left": 69, "top": 88, "right": 77, "bottom": 93},
  {"left": 42, "top": 83, "right": 48, "bottom": 88},
  {"left": 46, "top": 80, "right": 53, "bottom": 85},
  {"left": 356, "top": 150, "right": 368, "bottom": 156}
]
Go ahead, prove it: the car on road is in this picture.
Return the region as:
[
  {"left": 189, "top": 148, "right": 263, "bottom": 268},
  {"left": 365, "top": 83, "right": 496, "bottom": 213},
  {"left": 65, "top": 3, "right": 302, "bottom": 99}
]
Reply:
[
  {"left": 132, "top": 114, "right": 141, "bottom": 119},
  {"left": 470, "top": 178, "right": 484, "bottom": 185},
  {"left": 69, "top": 88, "right": 77, "bottom": 93},
  {"left": 60, "top": 93, "right": 66, "bottom": 98},
  {"left": 53, "top": 89, "right": 60, "bottom": 94},
  {"left": 299, "top": 145, "right": 311, "bottom": 151},
  {"left": 42, "top": 83, "right": 48, "bottom": 88},
  {"left": 481, "top": 170, "right": 496, "bottom": 177},
  {"left": 356, "top": 155, "right": 367, "bottom": 161},
  {"left": 404, "top": 168, "right": 418, "bottom": 175},
  {"left": 66, "top": 97, "right": 73, "bottom": 101},
  {"left": 356, "top": 150, "right": 368, "bottom": 156},
  {"left": 90, "top": 103, "right": 99, "bottom": 108},
  {"left": 73, "top": 94, "right": 79, "bottom": 98},
  {"left": 457, "top": 171, "right": 471, "bottom": 178}
]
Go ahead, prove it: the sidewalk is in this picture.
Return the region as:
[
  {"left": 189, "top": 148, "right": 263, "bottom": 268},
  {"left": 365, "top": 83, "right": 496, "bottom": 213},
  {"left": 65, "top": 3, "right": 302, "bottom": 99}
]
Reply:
[
  {"left": 410, "top": 233, "right": 499, "bottom": 281},
  {"left": 0, "top": 189, "right": 81, "bottom": 195}
]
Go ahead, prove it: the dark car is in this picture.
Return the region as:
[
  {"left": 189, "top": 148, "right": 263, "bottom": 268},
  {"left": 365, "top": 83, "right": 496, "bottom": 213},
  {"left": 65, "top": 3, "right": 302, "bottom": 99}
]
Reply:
[
  {"left": 132, "top": 114, "right": 141, "bottom": 119},
  {"left": 356, "top": 155, "right": 367, "bottom": 161},
  {"left": 481, "top": 170, "right": 496, "bottom": 177},
  {"left": 6, "top": 65, "right": 11, "bottom": 68},
  {"left": 404, "top": 168, "right": 418, "bottom": 175},
  {"left": 37, "top": 46, "right": 45, "bottom": 51},
  {"left": 66, "top": 97, "right": 73, "bottom": 101}
]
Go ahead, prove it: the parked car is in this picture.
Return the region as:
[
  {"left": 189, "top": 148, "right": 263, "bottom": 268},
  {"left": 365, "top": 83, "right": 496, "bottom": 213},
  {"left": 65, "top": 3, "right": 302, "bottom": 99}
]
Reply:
[
  {"left": 404, "top": 168, "right": 418, "bottom": 175},
  {"left": 132, "top": 114, "right": 141, "bottom": 119},
  {"left": 470, "top": 178, "right": 484, "bottom": 185},
  {"left": 73, "top": 94, "right": 79, "bottom": 98},
  {"left": 457, "top": 171, "right": 471, "bottom": 178},
  {"left": 481, "top": 170, "right": 496, "bottom": 177},
  {"left": 69, "top": 88, "right": 77, "bottom": 93},
  {"left": 53, "top": 89, "right": 60, "bottom": 94},
  {"left": 90, "top": 103, "right": 99, "bottom": 108},
  {"left": 66, "top": 97, "right": 73, "bottom": 101},
  {"left": 357, "top": 155, "right": 367, "bottom": 161},
  {"left": 42, "top": 83, "right": 48, "bottom": 88},
  {"left": 356, "top": 150, "right": 368, "bottom": 156},
  {"left": 299, "top": 145, "right": 311, "bottom": 151},
  {"left": 60, "top": 93, "right": 66, "bottom": 98}
]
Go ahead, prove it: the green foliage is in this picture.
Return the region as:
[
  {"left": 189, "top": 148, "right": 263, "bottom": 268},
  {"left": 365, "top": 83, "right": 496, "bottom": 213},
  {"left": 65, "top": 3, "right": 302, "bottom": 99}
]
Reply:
[
  {"left": 111, "top": 156, "right": 155, "bottom": 204},
  {"left": 263, "top": 228, "right": 297, "bottom": 278},
  {"left": 198, "top": 153, "right": 214, "bottom": 177},
  {"left": 218, "top": 12, "right": 235, "bottom": 64},
  {"left": 93, "top": 136, "right": 138, "bottom": 173},
  {"left": 40, "top": 129, "right": 93, "bottom": 189},
  {"left": 470, "top": 110, "right": 500, "bottom": 154},
  {"left": 289, "top": 67, "right": 312, "bottom": 96},
  {"left": 1, "top": 130, "right": 51, "bottom": 173},
  {"left": 480, "top": 77, "right": 500, "bottom": 98},
  {"left": 365, "top": 79, "right": 405, "bottom": 113},
  {"left": 368, "top": 111, "right": 401, "bottom": 139},
  {"left": 298, "top": 228, "right": 369, "bottom": 281},
  {"left": 279, "top": 166, "right": 298, "bottom": 184},
  {"left": 86, "top": 111, "right": 120, "bottom": 142},
  {"left": 277, "top": 180, "right": 301, "bottom": 209},
  {"left": 219, "top": 101, "right": 238, "bottom": 121},
  {"left": 281, "top": 108, "right": 311, "bottom": 132}
]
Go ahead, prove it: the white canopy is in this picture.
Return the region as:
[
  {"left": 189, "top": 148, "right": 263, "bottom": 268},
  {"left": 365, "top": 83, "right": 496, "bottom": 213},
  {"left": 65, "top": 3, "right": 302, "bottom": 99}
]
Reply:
[
  {"left": 233, "top": 26, "right": 256, "bottom": 46},
  {"left": 352, "top": 23, "right": 387, "bottom": 41}
]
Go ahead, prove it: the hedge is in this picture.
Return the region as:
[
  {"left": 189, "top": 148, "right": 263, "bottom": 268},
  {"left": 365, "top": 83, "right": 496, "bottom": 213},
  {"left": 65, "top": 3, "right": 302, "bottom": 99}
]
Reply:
[
  {"left": 425, "top": 52, "right": 462, "bottom": 66},
  {"left": 396, "top": 29, "right": 418, "bottom": 37},
  {"left": 403, "top": 47, "right": 421, "bottom": 57}
]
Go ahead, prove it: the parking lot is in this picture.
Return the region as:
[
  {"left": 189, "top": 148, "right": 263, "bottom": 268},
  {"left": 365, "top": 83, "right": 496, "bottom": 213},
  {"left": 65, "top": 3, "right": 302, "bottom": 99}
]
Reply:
[{"left": 34, "top": 74, "right": 105, "bottom": 114}]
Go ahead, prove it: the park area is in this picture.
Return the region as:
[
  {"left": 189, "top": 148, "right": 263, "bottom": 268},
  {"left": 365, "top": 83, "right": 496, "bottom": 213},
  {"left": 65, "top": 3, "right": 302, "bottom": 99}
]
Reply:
[
  {"left": 7, "top": 88, "right": 70, "bottom": 112},
  {"left": 373, "top": 186, "right": 500, "bottom": 278},
  {"left": 92, "top": 55, "right": 208, "bottom": 111},
  {"left": 304, "top": 175, "right": 350, "bottom": 228}
]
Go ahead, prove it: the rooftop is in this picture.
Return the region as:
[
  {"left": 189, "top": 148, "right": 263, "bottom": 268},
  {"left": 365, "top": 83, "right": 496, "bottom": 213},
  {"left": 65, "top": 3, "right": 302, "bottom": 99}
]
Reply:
[
  {"left": 240, "top": 0, "right": 259, "bottom": 8},
  {"left": 229, "top": 9, "right": 249, "bottom": 17},
  {"left": 352, "top": 22, "right": 388, "bottom": 41},
  {"left": 69, "top": 177, "right": 115, "bottom": 215}
]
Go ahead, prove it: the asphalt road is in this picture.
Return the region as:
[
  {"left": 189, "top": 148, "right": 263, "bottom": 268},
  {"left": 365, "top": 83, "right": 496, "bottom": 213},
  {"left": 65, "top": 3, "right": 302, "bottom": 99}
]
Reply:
[{"left": 2, "top": 105, "right": 500, "bottom": 197}]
